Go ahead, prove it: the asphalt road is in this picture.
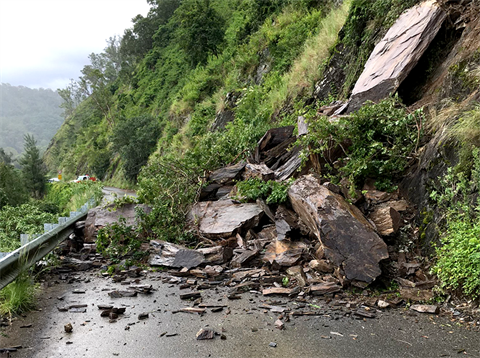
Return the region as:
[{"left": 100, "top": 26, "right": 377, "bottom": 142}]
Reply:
[{"left": 1, "top": 269, "right": 479, "bottom": 358}]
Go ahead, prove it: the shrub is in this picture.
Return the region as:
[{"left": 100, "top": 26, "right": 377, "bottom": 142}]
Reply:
[
  {"left": 299, "top": 97, "right": 424, "bottom": 191},
  {"left": 0, "top": 271, "right": 38, "bottom": 317},
  {"left": 0, "top": 204, "right": 57, "bottom": 252},
  {"left": 235, "top": 178, "right": 292, "bottom": 204},
  {"left": 96, "top": 218, "right": 145, "bottom": 261},
  {"left": 111, "top": 115, "right": 163, "bottom": 182},
  {"left": 430, "top": 148, "right": 480, "bottom": 298},
  {"left": 44, "top": 181, "right": 102, "bottom": 217}
]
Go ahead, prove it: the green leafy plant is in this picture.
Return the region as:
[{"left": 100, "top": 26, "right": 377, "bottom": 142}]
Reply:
[
  {"left": 44, "top": 181, "right": 102, "bottom": 216},
  {"left": 96, "top": 218, "right": 145, "bottom": 261},
  {"left": 0, "top": 271, "right": 38, "bottom": 318},
  {"left": 299, "top": 97, "right": 424, "bottom": 191},
  {"left": 430, "top": 148, "right": 480, "bottom": 298},
  {"left": 235, "top": 178, "right": 292, "bottom": 204},
  {"left": 0, "top": 204, "right": 57, "bottom": 252}
]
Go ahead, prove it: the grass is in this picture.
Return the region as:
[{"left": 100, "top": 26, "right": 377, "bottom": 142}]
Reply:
[
  {"left": 266, "top": 0, "right": 351, "bottom": 114},
  {"left": 0, "top": 271, "right": 38, "bottom": 318}
]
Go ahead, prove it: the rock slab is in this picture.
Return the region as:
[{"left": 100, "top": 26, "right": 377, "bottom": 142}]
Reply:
[
  {"left": 187, "top": 200, "right": 263, "bottom": 239},
  {"left": 288, "top": 175, "right": 388, "bottom": 284},
  {"left": 347, "top": 0, "right": 446, "bottom": 112}
]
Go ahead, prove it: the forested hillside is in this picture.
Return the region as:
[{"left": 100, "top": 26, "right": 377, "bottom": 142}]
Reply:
[
  {"left": 0, "top": 84, "right": 63, "bottom": 157},
  {"left": 45, "top": 0, "right": 416, "bottom": 199}
]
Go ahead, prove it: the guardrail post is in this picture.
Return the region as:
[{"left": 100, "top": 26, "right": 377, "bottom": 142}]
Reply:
[{"left": 0, "top": 197, "right": 95, "bottom": 290}]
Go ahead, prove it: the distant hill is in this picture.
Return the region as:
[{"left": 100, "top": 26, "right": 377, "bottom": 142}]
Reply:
[{"left": 0, "top": 83, "right": 64, "bottom": 158}]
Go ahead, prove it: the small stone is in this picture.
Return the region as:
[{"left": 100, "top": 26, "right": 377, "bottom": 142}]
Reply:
[
  {"left": 138, "top": 312, "right": 149, "bottom": 320},
  {"left": 410, "top": 304, "right": 439, "bottom": 314},
  {"left": 196, "top": 328, "right": 215, "bottom": 340},
  {"left": 275, "top": 319, "right": 285, "bottom": 330},
  {"left": 377, "top": 300, "right": 390, "bottom": 309},
  {"left": 269, "top": 342, "right": 277, "bottom": 348},
  {"left": 64, "top": 323, "right": 73, "bottom": 333}
]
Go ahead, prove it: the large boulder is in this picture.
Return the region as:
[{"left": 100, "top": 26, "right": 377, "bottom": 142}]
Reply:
[
  {"left": 84, "top": 203, "right": 151, "bottom": 243},
  {"left": 288, "top": 175, "right": 388, "bottom": 285},
  {"left": 187, "top": 199, "right": 264, "bottom": 239},
  {"left": 346, "top": 0, "right": 446, "bottom": 112}
]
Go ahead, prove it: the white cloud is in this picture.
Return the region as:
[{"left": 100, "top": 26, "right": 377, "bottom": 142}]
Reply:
[{"left": 0, "top": 0, "right": 150, "bottom": 89}]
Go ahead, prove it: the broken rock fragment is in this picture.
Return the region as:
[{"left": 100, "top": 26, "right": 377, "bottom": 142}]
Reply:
[
  {"left": 410, "top": 304, "right": 439, "bottom": 314},
  {"left": 187, "top": 200, "right": 263, "bottom": 239},
  {"left": 288, "top": 175, "right": 388, "bottom": 285},
  {"left": 149, "top": 241, "right": 205, "bottom": 269},
  {"left": 262, "top": 239, "right": 307, "bottom": 267},
  {"left": 309, "top": 282, "right": 342, "bottom": 296},
  {"left": 369, "top": 206, "right": 401, "bottom": 236},
  {"left": 196, "top": 328, "right": 215, "bottom": 340}
]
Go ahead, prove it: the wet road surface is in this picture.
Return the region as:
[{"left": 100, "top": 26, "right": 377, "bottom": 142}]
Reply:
[{"left": 1, "top": 270, "right": 479, "bottom": 358}]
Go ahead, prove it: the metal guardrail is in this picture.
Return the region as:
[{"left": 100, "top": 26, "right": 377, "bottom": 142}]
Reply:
[{"left": 0, "top": 201, "right": 93, "bottom": 290}]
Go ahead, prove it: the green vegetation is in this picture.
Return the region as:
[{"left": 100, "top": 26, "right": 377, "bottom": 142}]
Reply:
[
  {"left": 0, "top": 204, "right": 57, "bottom": 252},
  {"left": 0, "top": 271, "right": 38, "bottom": 318},
  {"left": 235, "top": 178, "right": 292, "bottom": 204},
  {"left": 0, "top": 152, "right": 28, "bottom": 210},
  {"left": 0, "top": 178, "right": 101, "bottom": 253},
  {"left": 96, "top": 218, "right": 145, "bottom": 262},
  {"left": 44, "top": 181, "right": 103, "bottom": 216},
  {"left": 427, "top": 105, "right": 480, "bottom": 299},
  {"left": 111, "top": 115, "right": 162, "bottom": 182},
  {"left": 299, "top": 98, "right": 424, "bottom": 191},
  {"left": 430, "top": 147, "right": 480, "bottom": 298},
  {"left": 19, "top": 135, "right": 47, "bottom": 199}
]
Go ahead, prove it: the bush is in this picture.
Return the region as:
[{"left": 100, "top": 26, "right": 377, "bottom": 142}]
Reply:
[
  {"left": 430, "top": 148, "right": 480, "bottom": 298},
  {"left": 0, "top": 162, "right": 28, "bottom": 210},
  {"left": 44, "top": 181, "right": 102, "bottom": 217},
  {"left": 96, "top": 218, "right": 145, "bottom": 261},
  {"left": 235, "top": 178, "right": 291, "bottom": 204},
  {"left": 0, "top": 204, "right": 57, "bottom": 252},
  {"left": 111, "top": 115, "right": 163, "bottom": 182},
  {"left": 299, "top": 97, "right": 424, "bottom": 191}
]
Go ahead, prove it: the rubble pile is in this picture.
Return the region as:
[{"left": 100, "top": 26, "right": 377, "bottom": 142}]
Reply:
[{"left": 146, "top": 124, "right": 436, "bottom": 305}]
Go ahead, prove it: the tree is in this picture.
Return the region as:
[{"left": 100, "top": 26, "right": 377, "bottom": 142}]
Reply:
[
  {"left": 174, "top": 0, "right": 225, "bottom": 66},
  {"left": 57, "top": 79, "right": 84, "bottom": 118},
  {"left": 0, "top": 148, "right": 13, "bottom": 165},
  {"left": 0, "top": 148, "right": 27, "bottom": 209},
  {"left": 111, "top": 115, "right": 162, "bottom": 182},
  {"left": 19, "top": 135, "right": 46, "bottom": 199},
  {"left": 120, "top": 0, "right": 181, "bottom": 61}
]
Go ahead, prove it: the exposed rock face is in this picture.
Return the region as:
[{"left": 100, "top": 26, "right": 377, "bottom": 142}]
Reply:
[
  {"left": 187, "top": 200, "right": 264, "bottom": 239},
  {"left": 347, "top": 0, "right": 446, "bottom": 112},
  {"left": 288, "top": 175, "right": 388, "bottom": 284}
]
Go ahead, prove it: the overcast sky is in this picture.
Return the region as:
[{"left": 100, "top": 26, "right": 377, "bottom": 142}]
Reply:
[{"left": 0, "top": 0, "right": 150, "bottom": 90}]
